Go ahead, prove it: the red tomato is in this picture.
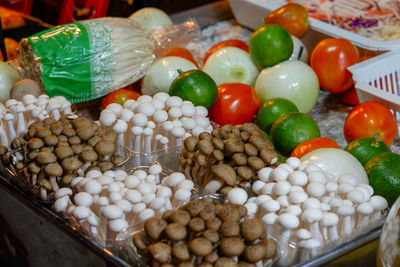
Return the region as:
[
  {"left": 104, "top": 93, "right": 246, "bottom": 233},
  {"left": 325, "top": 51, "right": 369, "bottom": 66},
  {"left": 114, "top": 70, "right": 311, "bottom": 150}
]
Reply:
[
  {"left": 340, "top": 87, "right": 359, "bottom": 106},
  {"left": 291, "top": 137, "right": 340, "bottom": 158},
  {"left": 209, "top": 83, "right": 261, "bottom": 126},
  {"left": 102, "top": 89, "right": 140, "bottom": 109},
  {"left": 344, "top": 101, "right": 398, "bottom": 146},
  {"left": 265, "top": 3, "right": 310, "bottom": 38},
  {"left": 310, "top": 38, "right": 359, "bottom": 94},
  {"left": 163, "top": 47, "right": 199, "bottom": 67},
  {"left": 203, "top": 39, "right": 249, "bottom": 64}
]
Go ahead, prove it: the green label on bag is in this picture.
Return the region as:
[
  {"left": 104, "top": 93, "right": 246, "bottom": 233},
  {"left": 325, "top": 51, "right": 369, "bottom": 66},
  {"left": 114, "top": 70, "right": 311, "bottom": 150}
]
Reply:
[{"left": 27, "top": 19, "right": 113, "bottom": 103}]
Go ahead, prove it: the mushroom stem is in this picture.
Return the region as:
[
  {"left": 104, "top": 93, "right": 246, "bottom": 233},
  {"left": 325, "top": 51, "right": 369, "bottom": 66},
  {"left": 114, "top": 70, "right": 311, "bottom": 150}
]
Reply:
[
  {"left": 131, "top": 126, "right": 143, "bottom": 153},
  {"left": 5, "top": 115, "right": 16, "bottom": 143},
  {"left": 0, "top": 120, "right": 9, "bottom": 147},
  {"left": 40, "top": 187, "right": 47, "bottom": 200},
  {"left": 342, "top": 215, "right": 353, "bottom": 236},
  {"left": 14, "top": 108, "right": 27, "bottom": 138},
  {"left": 143, "top": 127, "right": 153, "bottom": 154},
  {"left": 309, "top": 221, "right": 323, "bottom": 244},
  {"left": 50, "top": 176, "right": 60, "bottom": 192},
  {"left": 203, "top": 180, "right": 223, "bottom": 194},
  {"left": 31, "top": 173, "right": 38, "bottom": 186}
]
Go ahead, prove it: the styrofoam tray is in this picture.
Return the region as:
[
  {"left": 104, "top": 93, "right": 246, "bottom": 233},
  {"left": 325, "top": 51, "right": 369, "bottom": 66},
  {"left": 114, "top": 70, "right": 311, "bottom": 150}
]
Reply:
[{"left": 228, "top": 0, "right": 400, "bottom": 51}]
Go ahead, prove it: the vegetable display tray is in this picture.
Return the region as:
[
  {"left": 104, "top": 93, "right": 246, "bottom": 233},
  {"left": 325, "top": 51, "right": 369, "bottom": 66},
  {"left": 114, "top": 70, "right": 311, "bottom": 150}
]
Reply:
[{"left": 228, "top": 0, "right": 400, "bottom": 51}]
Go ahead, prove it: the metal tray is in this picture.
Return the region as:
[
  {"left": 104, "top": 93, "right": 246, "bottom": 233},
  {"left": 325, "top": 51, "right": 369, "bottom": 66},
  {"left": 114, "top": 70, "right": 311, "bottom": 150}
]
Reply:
[{"left": 0, "top": 1, "right": 388, "bottom": 266}]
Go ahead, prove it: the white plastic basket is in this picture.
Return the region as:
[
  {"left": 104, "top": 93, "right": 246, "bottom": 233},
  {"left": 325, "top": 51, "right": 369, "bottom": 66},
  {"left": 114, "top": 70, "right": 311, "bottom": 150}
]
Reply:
[
  {"left": 348, "top": 50, "right": 400, "bottom": 134},
  {"left": 228, "top": 0, "right": 400, "bottom": 51}
]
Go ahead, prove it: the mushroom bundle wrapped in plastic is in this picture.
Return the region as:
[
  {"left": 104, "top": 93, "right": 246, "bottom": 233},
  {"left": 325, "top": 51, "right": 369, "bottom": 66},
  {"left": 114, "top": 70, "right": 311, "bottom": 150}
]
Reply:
[
  {"left": 131, "top": 197, "right": 277, "bottom": 266},
  {"left": 241, "top": 157, "right": 389, "bottom": 265},
  {"left": 99, "top": 93, "right": 212, "bottom": 163},
  {"left": 1, "top": 114, "right": 128, "bottom": 201},
  {"left": 17, "top": 17, "right": 154, "bottom": 103},
  {"left": 179, "top": 123, "right": 279, "bottom": 195},
  {"left": 0, "top": 94, "right": 73, "bottom": 148},
  {"left": 53, "top": 165, "right": 195, "bottom": 245}
]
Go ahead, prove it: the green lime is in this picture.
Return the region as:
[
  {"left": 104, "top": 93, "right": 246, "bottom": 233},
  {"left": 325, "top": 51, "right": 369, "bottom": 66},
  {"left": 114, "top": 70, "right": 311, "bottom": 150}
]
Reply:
[
  {"left": 169, "top": 69, "right": 218, "bottom": 108},
  {"left": 249, "top": 24, "right": 293, "bottom": 68},
  {"left": 255, "top": 98, "right": 299, "bottom": 134},
  {"left": 345, "top": 137, "right": 391, "bottom": 166},
  {"left": 365, "top": 152, "right": 400, "bottom": 206},
  {"left": 270, "top": 112, "right": 320, "bottom": 157}
]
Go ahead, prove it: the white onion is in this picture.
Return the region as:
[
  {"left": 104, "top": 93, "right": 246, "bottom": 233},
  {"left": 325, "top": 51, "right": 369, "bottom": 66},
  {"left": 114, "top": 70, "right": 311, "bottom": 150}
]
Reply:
[
  {"left": 142, "top": 56, "right": 197, "bottom": 96},
  {"left": 129, "top": 7, "right": 172, "bottom": 32},
  {"left": 300, "top": 148, "right": 368, "bottom": 185},
  {"left": 254, "top": 60, "right": 319, "bottom": 113},
  {"left": 0, "top": 62, "right": 19, "bottom": 103},
  {"left": 202, "top": 47, "right": 259, "bottom": 86}
]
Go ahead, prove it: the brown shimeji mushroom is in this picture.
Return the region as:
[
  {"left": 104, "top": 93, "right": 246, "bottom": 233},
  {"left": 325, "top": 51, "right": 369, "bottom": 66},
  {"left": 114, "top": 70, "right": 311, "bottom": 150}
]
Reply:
[
  {"left": 61, "top": 156, "right": 83, "bottom": 174},
  {"left": 95, "top": 140, "right": 115, "bottom": 161},
  {"left": 45, "top": 162, "right": 63, "bottom": 191},
  {"left": 204, "top": 164, "right": 237, "bottom": 194},
  {"left": 28, "top": 138, "right": 44, "bottom": 150},
  {"left": 76, "top": 125, "right": 95, "bottom": 141},
  {"left": 55, "top": 146, "right": 74, "bottom": 159},
  {"left": 148, "top": 242, "right": 172, "bottom": 264},
  {"left": 80, "top": 149, "right": 98, "bottom": 172},
  {"left": 35, "top": 151, "right": 57, "bottom": 165},
  {"left": 28, "top": 162, "right": 41, "bottom": 185}
]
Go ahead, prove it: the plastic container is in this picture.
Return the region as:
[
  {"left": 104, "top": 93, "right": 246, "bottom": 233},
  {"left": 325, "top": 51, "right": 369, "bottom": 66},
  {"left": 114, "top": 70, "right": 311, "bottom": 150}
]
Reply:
[
  {"left": 228, "top": 0, "right": 400, "bottom": 51},
  {"left": 348, "top": 50, "right": 400, "bottom": 136}
]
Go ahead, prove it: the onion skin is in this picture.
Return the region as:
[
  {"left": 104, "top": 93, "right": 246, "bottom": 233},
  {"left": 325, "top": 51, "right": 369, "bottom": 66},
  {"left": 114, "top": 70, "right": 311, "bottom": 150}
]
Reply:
[{"left": 301, "top": 148, "right": 369, "bottom": 185}]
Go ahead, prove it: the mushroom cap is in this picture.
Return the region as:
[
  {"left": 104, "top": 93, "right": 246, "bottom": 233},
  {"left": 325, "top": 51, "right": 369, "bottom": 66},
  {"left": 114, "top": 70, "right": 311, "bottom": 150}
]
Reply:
[
  {"left": 286, "top": 205, "right": 302, "bottom": 216},
  {"left": 45, "top": 162, "right": 63, "bottom": 176},
  {"left": 369, "top": 195, "right": 388, "bottom": 211},
  {"left": 289, "top": 190, "right": 308, "bottom": 204},
  {"left": 321, "top": 212, "right": 339, "bottom": 227},
  {"left": 35, "top": 151, "right": 57, "bottom": 165},
  {"left": 296, "top": 228, "right": 312, "bottom": 240},
  {"left": 227, "top": 188, "right": 248, "bottom": 205},
  {"left": 221, "top": 237, "right": 245, "bottom": 256},
  {"left": 55, "top": 146, "right": 74, "bottom": 159},
  {"left": 262, "top": 199, "right": 280, "bottom": 213},
  {"left": 28, "top": 137, "right": 44, "bottom": 150},
  {"left": 11, "top": 138, "right": 26, "bottom": 149},
  {"left": 81, "top": 149, "right": 98, "bottom": 162},
  {"left": 302, "top": 208, "right": 323, "bottom": 223},
  {"left": 95, "top": 140, "right": 115, "bottom": 155},
  {"left": 262, "top": 212, "right": 278, "bottom": 225},
  {"left": 54, "top": 187, "right": 73, "bottom": 199},
  {"left": 302, "top": 198, "right": 321, "bottom": 210},
  {"left": 61, "top": 156, "right": 83, "bottom": 171},
  {"left": 337, "top": 204, "right": 355, "bottom": 216},
  {"left": 28, "top": 162, "right": 41, "bottom": 174},
  {"left": 102, "top": 205, "right": 123, "bottom": 219},
  {"left": 189, "top": 237, "right": 213, "bottom": 256},
  {"left": 347, "top": 189, "right": 365, "bottom": 203},
  {"left": 356, "top": 202, "right": 374, "bottom": 215},
  {"left": 72, "top": 117, "right": 91, "bottom": 129},
  {"left": 240, "top": 218, "right": 265, "bottom": 241},
  {"left": 278, "top": 213, "right": 299, "bottom": 229},
  {"left": 211, "top": 164, "right": 237, "bottom": 186},
  {"left": 109, "top": 218, "right": 128, "bottom": 233}
]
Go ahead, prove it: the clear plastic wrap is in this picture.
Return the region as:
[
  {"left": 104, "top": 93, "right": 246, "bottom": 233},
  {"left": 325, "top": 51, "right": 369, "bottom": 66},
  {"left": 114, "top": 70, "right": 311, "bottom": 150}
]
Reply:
[{"left": 17, "top": 17, "right": 155, "bottom": 103}]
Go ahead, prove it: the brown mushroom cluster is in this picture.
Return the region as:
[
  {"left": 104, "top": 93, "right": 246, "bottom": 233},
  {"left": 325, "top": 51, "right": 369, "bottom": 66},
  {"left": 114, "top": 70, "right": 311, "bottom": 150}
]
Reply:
[
  {"left": 1, "top": 115, "right": 125, "bottom": 200},
  {"left": 179, "top": 123, "right": 278, "bottom": 195},
  {"left": 133, "top": 199, "right": 277, "bottom": 267}
]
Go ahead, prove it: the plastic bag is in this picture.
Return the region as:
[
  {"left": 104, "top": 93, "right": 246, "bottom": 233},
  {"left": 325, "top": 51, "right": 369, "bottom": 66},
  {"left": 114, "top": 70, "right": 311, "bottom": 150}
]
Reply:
[{"left": 17, "top": 17, "right": 155, "bottom": 103}]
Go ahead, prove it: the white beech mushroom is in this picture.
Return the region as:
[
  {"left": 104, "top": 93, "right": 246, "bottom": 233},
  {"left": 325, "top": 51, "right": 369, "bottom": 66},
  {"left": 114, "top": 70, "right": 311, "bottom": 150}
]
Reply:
[
  {"left": 337, "top": 205, "right": 355, "bottom": 237},
  {"left": 321, "top": 212, "right": 339, "bottom": 242},
  {"left": 369, "top": 195, "right": 388, "bottom": 221},
  {"left": 276, "top": 213, "right": 299, "bottom": 265},
  {"left": 302, "top": 208, "right": 324, "bottom": 244}
]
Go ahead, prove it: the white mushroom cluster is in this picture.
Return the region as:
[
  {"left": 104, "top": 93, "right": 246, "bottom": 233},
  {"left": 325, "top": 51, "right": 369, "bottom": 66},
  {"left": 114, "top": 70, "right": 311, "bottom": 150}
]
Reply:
[
  {"left": 99, "top": 93, "right": 212, "bottom": 156},
  {"left": 238, "top": 157, "right": 388, "bottom": 265},
  {"left": 0, "top": 94, "right": 72, "bottom": 148},
  {"left": 53, "top": 164, "right": 194, "bottom": 243}
]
